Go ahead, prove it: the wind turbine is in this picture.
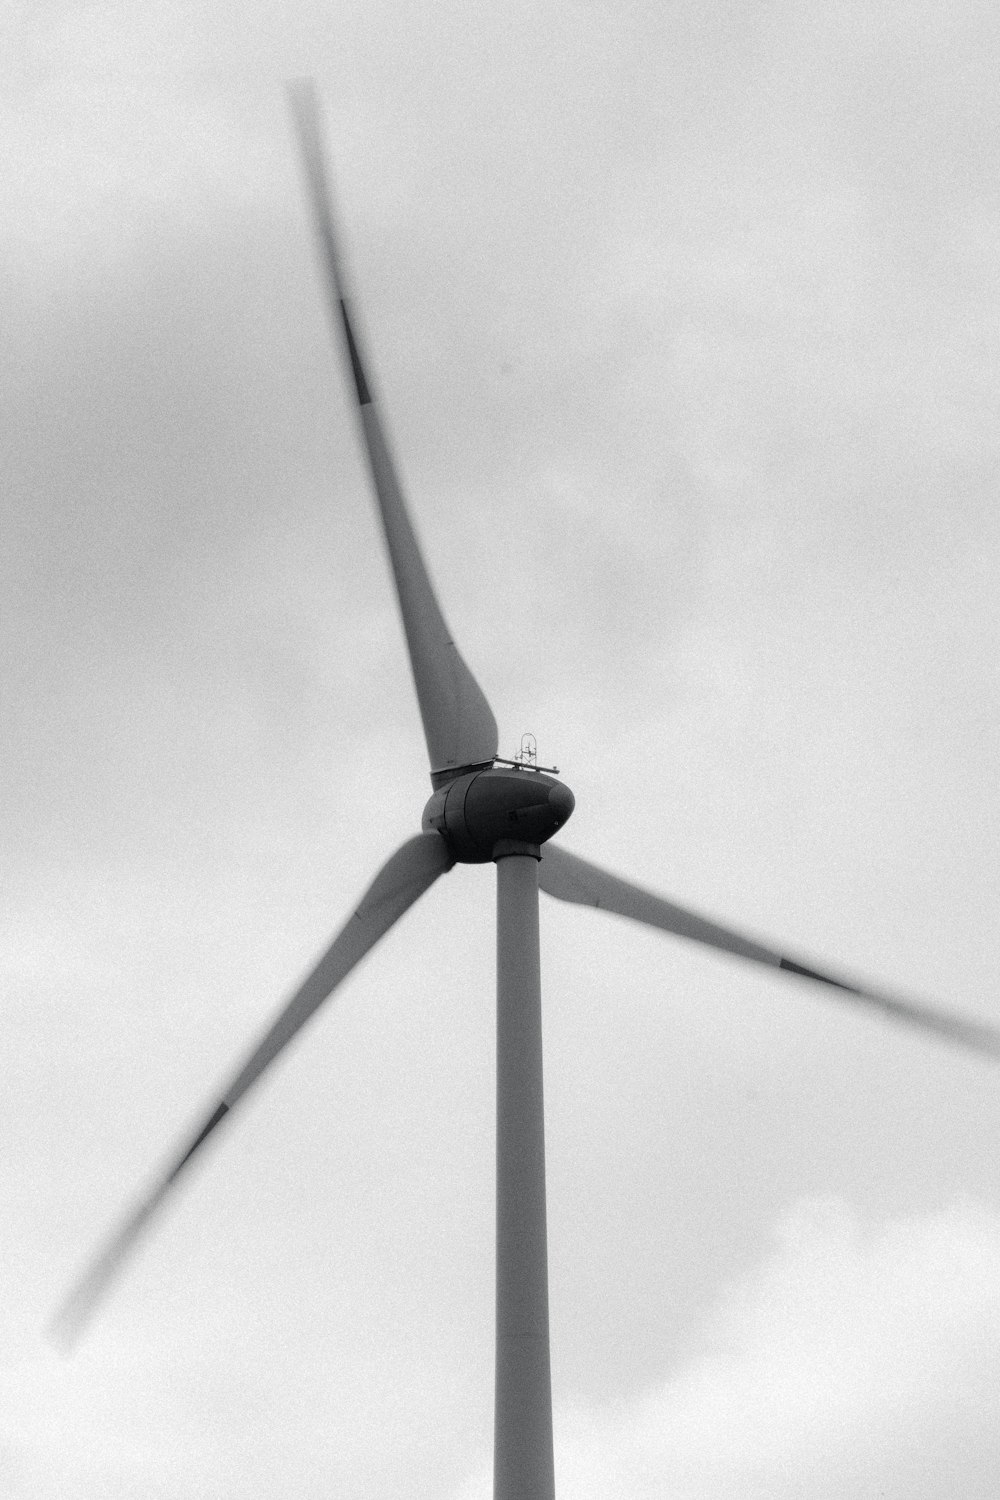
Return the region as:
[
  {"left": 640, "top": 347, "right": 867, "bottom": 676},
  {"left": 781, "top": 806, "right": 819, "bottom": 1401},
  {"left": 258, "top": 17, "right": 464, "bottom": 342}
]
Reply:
[{"left": 55, "top": 81, "right": 1000, "bottom": 1500}]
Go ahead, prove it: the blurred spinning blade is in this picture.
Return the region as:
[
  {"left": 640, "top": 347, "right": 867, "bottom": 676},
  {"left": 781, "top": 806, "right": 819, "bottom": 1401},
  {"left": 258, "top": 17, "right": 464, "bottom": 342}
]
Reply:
[
  {"left": 53, "top": 832, "right": 454, "bottom": 1346},
  {"left": 539, "top": 843, "right": 1000, "bottom": 1059},
  {"left": 289, "top": 79, "right": 498, "bottom": 784}
]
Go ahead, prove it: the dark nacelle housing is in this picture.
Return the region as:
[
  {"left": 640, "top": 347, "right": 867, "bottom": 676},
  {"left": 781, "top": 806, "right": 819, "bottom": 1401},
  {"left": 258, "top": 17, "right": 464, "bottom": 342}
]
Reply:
[{"left": 422, "top": 767, "right": 575, "bottom": 863}]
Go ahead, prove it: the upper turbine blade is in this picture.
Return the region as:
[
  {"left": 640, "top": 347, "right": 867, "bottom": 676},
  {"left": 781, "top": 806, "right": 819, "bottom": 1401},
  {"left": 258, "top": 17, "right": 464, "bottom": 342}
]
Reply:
[
  {"left": 539, "top": 844, "right": 1000, "bottom": 1061},
  {"left": 53, "top": 832, "right": 454, "bottom": 1346},
  {"left": 288, "top": 79, "right": 499, "bottom": 785}
]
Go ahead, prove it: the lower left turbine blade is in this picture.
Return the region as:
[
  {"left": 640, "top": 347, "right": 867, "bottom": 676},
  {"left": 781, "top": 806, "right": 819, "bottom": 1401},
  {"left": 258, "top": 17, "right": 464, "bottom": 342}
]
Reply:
[{"left": 52, "top": 832, "right": 454, "bottom": 1346}]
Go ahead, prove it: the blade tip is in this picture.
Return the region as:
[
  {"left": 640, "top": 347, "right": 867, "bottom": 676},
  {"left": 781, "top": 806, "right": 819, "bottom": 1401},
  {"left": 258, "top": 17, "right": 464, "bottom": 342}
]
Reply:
[
  {"left": 47, "top": 1289, "right": 93, "bottom": 1354},
  {"left": 286, "top": 76, "right": 318, "bottom": 113}
]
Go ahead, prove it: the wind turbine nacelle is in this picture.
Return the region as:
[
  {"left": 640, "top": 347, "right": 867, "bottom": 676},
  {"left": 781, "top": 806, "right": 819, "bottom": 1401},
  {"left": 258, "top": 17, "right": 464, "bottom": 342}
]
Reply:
[{"left": 422, "top": 768, "right": 575, "bottom": 863}]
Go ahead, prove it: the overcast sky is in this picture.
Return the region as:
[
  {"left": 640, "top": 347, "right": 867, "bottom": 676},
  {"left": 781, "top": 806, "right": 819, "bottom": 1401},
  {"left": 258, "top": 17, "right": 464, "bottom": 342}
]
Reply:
[{"left": 5, "top": 1, "right": 1000, "bottom": 1495}]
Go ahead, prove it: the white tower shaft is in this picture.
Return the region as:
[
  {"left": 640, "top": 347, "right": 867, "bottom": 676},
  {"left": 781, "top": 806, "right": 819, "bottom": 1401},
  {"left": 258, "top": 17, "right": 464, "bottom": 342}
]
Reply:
[{"left": 494, "top": 847, "right": 555, "bottom": 1500}]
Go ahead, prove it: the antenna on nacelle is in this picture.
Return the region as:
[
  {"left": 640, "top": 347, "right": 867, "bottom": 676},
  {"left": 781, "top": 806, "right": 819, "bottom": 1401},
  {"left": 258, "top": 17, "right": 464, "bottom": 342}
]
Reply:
[{"left": 494, "top": 732, "right": 560, "bottom": 775}]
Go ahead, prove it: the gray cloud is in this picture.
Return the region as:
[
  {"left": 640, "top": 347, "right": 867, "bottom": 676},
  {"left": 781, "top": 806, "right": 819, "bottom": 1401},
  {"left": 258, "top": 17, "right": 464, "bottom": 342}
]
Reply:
[{"left": 457, "top": 1199, "right": 1000, "bottom": 1499}]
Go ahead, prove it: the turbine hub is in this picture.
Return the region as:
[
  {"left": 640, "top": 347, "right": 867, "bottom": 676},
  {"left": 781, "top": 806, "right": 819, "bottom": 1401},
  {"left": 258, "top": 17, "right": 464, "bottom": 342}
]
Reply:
[{"left": 422, "top": 767, "right": 575, "bottom": 864}]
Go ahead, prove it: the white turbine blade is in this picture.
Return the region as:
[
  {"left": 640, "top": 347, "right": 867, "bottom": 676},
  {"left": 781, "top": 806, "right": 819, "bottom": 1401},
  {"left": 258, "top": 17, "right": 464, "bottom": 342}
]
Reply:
[
  {"left": 539, "top": 844, "right": 1000, "bottom": 1061},
  {"left": 52, "top": 833, "right": 454, "bottom": 1346},
  {"left": 288, "top": 79, "right": 498, "bottom": 784}
]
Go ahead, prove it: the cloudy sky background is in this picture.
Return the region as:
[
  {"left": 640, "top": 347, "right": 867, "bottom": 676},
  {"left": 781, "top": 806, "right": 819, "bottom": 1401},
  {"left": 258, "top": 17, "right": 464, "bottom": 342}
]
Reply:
[{"left": 5, "top": 1, "right": 1000, "bottom": 1494}]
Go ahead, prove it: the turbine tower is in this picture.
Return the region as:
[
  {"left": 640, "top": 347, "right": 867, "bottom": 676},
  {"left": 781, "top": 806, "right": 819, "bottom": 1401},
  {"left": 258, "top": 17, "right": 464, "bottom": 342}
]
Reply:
[{"left": 55, "top": 82, "right": 1000, "bottom": 1500}]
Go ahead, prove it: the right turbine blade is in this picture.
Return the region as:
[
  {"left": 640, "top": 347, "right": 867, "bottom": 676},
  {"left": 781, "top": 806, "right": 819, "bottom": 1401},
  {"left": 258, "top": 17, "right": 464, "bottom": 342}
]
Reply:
[
  {"left": 539, "top": 844, "right": 1000, "bottom": 1061},
  {"left": 53, "top": 831, "right": 455, "bottom": 1346},
  {"left": 288, "top": 79, "right": 499, "bottom": 786}
]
